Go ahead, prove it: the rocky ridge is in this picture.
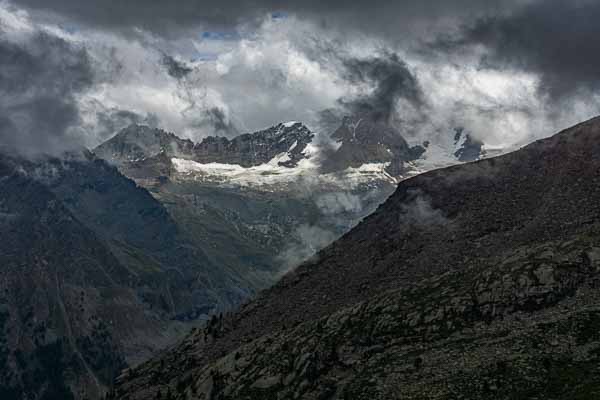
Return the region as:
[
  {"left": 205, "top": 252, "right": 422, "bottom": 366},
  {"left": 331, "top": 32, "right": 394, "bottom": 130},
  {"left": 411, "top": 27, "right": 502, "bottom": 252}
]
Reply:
[{"left": 94, "top": 122, "right": 314, "bottom": 169}]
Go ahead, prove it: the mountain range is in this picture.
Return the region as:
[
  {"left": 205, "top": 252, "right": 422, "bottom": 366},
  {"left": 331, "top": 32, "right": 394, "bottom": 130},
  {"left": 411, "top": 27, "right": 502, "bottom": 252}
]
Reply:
[
  {"left": 0, "top": 117, "right": 482, "bottom": 399},
  {"left": 113, "top": 116, "right": 600, "bottom": 399}
]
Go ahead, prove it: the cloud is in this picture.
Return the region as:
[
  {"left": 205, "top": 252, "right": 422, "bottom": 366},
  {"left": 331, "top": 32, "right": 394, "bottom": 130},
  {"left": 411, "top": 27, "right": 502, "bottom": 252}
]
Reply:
[
  {"left": 315, "top": 192, "right": 363, "bottom": 215},
  {"left": 0, "top": 29, "right": 94, "bottom": 156},
  {"left": 399, "top": 191, "right": 448, "bottom": 227},
  {"left": 57, "top": 13, "right": 347, "bottom": 143},
  {"left": 339, "top": 52, "right": 423, "bottom": 124},
  {"left": 14, "top": 0, "right": 523, "bottom": 42},
  {"left": 438, "top": 0, "right": 600, "bottom": 102},
  {"left": 276, "top": 224, "right": 338, "bottom": 273},
  {"left": 192, "top": 107, "right": 239, "bottom": 138},
  {"left": 162, "top": 54, "right": 193, "bottom": 79},
  {"left": 4, "top": 0, "right": 600, "bottom": 157},
  {"left": 79, "top": 100, "right": 160, "bottom": 144}
]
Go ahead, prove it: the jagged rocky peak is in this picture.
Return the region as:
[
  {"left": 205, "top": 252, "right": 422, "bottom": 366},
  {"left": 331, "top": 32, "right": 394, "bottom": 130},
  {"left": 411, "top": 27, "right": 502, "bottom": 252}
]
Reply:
[
  {"left": 94, "top": 124, "right": 194, "bottom": 164},
  {"left": 322, "top": 114, "right": 425, "bottom": 176},
  {"left": 453, "top": 127, "right": 485, "bottom": 162},
  {"left": 94, "top": 121, "right": 315, "bottom": 169},
  {"left": 193, "top": 121, "right": 314, "bottom": 167}
]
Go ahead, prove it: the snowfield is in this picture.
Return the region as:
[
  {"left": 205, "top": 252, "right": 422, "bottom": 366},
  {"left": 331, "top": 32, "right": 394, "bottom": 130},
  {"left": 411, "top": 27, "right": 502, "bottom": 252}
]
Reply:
[
  {"left": 171, "top": 153, "right": 397, "bottom": 191},
  {"left": 170, "top": 129, "right": 500, "bottom": 191}
]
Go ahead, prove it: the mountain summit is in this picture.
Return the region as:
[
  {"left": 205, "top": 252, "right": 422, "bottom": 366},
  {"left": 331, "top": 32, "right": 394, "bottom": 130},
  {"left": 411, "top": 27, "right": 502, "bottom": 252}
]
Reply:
[
  {"left": 321, "top": 115, "right": 426, "bottom": 175},
  {"left": 93, "top": 125, "right": 194, "bottom": 164},
  {"left": 94, "top": 122, "right": 314, "bottom": 168}
]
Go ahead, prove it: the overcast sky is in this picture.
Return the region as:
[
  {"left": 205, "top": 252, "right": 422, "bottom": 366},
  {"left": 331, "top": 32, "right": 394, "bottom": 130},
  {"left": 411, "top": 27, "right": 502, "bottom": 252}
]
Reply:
[{"left": 2, "top": 0, "right": 600, "bottom": 155}]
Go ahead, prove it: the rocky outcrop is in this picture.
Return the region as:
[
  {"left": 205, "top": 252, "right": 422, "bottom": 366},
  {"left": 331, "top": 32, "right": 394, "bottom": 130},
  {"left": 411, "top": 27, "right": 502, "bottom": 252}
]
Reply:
[
  {"left": 114, "top": 116, "right": 600, "bottom": 399},
  {"left": 94, "top": 122, "right": 314, "bottom": 169},
  {"left": 183, "top": 238, "right": 600, "bottom": 399},
  {"left": 192, "top": 122, "right": 313, "bottom": 168},
  {"left": 320, "top": 115, "right": 425, "bottom": 176},
  {"left": 93, "top": 125, "right": 194, "bottom": 165}
]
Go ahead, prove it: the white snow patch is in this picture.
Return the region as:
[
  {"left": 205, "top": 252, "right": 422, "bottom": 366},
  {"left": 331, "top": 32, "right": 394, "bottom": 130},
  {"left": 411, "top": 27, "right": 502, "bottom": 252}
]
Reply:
[
  {"left": 172, "top": 159, "right": 245, "bottom": 174},
  {"left": 301, "top": 142, "right": 319, "bottom": 158},
  {"left": 172, "top": 156, "right": 317, "bottom": 188},
  {"left": 282, "top": 121, "right": 299, "bottom": 128},
  {"left": 454, "top": 132, "right": 467, "bottom": 154},
  {"left": 171, "top": 156, "right": 396, "bottom": 191},
  {"left": 267, "top": 152, "right": 291, "bottom": 165}
]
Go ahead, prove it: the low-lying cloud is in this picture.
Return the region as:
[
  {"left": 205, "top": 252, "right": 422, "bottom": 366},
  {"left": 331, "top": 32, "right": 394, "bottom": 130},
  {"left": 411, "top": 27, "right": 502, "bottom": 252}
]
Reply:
[{"left": 276, "top": 224, "right": 338, "bottom": 274}]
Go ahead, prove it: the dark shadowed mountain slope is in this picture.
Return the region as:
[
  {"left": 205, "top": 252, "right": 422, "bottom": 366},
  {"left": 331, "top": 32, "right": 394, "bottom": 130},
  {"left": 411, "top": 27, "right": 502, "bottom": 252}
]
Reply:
[
  {"left": 0, "top": 158, "right": 132, "bottom": 400},
  {"left": 12, "top": 153, "right": 260, "bottom": 315},
  {"left": 321, "top": 115, "right": 426, "bottom": 176},
  {"left": 115, "top": 116, "right": 600, "bottom": 399},
  {"left": 0, "top": 152, "right": 275, "bottom": 400}
]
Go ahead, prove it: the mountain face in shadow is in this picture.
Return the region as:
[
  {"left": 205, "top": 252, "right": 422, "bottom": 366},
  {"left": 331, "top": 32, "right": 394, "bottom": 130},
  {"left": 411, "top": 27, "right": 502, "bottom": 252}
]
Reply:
[
  {"left": 320, "top": 115, "right": 426, "bottom": 176},
  {"left": 0, "top": 152, "right": 266, "bottom": 399},
  {"left": 115, "top": 116, "right": 600, "bottom": 399}
]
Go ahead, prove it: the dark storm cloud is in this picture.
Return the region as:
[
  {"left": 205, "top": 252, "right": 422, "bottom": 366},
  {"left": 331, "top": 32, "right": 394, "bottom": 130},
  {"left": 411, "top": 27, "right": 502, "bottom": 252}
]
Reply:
[
  {"left": 0, "top": 31, "right": 94, "bottom": 156},
  {"left": 441, "top": 0, "right": 600, "bottom": 101},
  {"left": 193, "top": 107, "right": 239, "bottom": 138},
  {"left": 340, "top": 52, "right": 423, "bottom": 124},
  {"left": 309, "top": 44, "right": 424, "bottom": 132},
  {"left": 11, "top": 0, "right": 599, "bottom": 150},
  {"left": 92, "top": 104, "right": 159, "bottom": 141},
  {"left": 17, "top": 0, "right": 521, "bottom": 39},
  {"left": 162, "top": 55, "right": 193, "bottom": 79}
]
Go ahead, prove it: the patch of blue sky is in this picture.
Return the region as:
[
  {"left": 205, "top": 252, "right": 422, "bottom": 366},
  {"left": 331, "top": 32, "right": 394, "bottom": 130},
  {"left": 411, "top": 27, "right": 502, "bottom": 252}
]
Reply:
[
  {"left": 201, "top": 31, "right": 241, "bottom": 41},
  {"left": 191, "top": 52, "right": 219, "bottom": 62},
  {"left": 271, "top": 11, "right": 288, "bottom": 20},
  {"left": 59, "top": 24, "right": 78, "bottom": 34}
]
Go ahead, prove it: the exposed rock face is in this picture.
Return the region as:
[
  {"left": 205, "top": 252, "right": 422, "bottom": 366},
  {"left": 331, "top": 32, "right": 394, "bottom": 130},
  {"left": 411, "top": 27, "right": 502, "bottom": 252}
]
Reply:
[
  {"left": 93, "top": 125, "right": 194, "bottom": 164},
  {"left": 114, "top": 116, "right": 600, "bottom": 399},
  {"left": 94, "top": 122, "right": 314, "bottom": 168},
  {"left": 192, "top": 122, "right": 313, "bottom": 168},
  {"left": 321, "top": 115, "right": 425, "bottom": 176}
]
